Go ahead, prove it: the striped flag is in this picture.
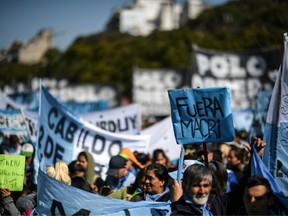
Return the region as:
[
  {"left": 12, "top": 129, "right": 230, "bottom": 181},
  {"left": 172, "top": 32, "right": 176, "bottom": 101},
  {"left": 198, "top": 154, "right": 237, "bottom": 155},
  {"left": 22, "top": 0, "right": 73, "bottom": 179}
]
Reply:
[{"left": 261, "top": 33, "right": 288, "bottom": 203}]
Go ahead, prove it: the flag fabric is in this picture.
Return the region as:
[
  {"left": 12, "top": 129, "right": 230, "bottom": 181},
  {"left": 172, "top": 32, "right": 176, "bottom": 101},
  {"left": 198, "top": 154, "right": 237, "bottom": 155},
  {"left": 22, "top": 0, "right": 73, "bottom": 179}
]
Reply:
[
  {"left": 34, "top": 86, "right": 149, "bottom": 182},
  {"left": 35, "top": 169, "right": 171, "bottom": 216},
  {"left": 262, "top": 33, "right": 288, "bottom": 192},
  {"left": 168, "top": 87, "right": 235, "bottom": 144},
  {"left": 0, "top": 109, "right": 29, "bottom": 140},
  {"left": 251, "top": 147, "right": 288, "bottom": 206}
]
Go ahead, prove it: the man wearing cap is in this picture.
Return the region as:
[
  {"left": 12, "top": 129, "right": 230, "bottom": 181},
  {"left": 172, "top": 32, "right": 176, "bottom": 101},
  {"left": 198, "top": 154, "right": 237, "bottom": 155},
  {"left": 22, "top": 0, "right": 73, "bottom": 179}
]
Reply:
[
  {"left": 105, "top": 155, "right": 136, "bottom": 191},
  {"left": 119, "top": 148, "right": 144, "bottom": 176}
]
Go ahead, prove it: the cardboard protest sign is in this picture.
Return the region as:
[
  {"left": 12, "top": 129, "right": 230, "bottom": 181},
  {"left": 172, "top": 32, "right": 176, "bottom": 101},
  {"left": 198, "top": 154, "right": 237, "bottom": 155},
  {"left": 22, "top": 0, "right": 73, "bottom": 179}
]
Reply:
[
  {"left": 0, "top": 154, "right": 25, "bottom": 191},
  {"left": 168, "top": 87, "right": 235, "bottom": 144}
]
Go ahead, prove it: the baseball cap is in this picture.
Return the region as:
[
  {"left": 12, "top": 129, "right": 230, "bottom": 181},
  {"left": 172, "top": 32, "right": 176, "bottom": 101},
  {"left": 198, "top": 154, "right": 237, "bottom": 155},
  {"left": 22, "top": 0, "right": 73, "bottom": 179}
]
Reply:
[
  {"left": 21, "top": 143, "right": 34, "bottom": 157},
  {"left": 107, "top": 155, "right": 127, "bottom": 176},
  {"left": 119, "top": 148, "right": 144, "bottom": 169}
]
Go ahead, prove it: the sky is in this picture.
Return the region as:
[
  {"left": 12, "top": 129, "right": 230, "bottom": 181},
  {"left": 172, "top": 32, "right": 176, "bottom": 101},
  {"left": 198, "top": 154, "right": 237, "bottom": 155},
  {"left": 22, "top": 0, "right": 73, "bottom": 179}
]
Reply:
[{"left": 0, "top": 0, "right": 227, "bottom": 51}]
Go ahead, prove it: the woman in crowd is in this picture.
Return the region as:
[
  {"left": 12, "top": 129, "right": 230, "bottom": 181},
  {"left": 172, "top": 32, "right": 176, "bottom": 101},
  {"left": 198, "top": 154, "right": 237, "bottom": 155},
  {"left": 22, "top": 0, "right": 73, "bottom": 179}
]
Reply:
[
  {"left": 152, "top": 149, "right": 175, "bottom": 171},
  {"left": 46, "top": 161, "right": 71, "bottom": 185},
  {"left": 77, "top": 151, "right": 99, "bottom": 185},
  {"left": 130, "top": 163, "right": 172, "bottom": 202},
  {"left": 227, "top": 146, "right": 247, "bottom": 181}
]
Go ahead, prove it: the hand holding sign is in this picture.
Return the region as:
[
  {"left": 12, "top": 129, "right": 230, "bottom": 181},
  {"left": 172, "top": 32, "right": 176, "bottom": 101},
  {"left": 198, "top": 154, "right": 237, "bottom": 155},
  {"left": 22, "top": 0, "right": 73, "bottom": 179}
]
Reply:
[{"left": 0, "top": 154, "right": 25, "bottom": 191}]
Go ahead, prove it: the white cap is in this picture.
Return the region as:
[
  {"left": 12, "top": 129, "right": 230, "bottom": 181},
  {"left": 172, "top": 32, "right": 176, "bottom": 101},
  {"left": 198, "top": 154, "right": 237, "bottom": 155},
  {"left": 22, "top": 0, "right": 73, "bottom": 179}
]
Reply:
[{"left": 21, "top": 143, "right": 34, "bottom": 157}]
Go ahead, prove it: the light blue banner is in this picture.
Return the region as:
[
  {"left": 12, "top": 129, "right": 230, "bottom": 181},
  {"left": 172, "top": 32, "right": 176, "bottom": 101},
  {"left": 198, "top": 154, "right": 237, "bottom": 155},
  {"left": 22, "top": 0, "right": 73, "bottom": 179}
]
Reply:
[
  {"left": 168, "top": 87, "right": 235, "bottom": 144},
  {"left": 35, "top": 169, "right": 171, "bottom": 216},
  {"left": 263, "top": 33, "right": 288, "bottom": 194},
  {"left": 34, "top": 86, "right": 149, "bottom": 182}
]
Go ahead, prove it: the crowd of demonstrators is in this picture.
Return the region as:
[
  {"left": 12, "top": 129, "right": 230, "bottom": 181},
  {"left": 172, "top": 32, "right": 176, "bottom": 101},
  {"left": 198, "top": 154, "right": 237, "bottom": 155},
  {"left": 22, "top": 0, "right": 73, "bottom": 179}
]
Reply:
[{"left": 2, "top": 130, "right": 288, "bottom": 216}]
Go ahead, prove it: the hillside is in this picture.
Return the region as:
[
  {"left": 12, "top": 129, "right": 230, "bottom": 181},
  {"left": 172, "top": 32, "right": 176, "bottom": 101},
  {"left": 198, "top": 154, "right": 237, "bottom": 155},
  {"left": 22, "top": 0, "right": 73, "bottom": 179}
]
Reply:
[{"left": 1, "top": 0, "right": 287, "bottom": 98}]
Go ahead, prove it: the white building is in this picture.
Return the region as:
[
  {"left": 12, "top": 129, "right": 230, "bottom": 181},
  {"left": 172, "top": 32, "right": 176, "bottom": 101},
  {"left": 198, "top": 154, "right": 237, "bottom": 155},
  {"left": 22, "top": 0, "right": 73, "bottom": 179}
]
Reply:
[
  {"left": 1, "top": 29, "right": 53, "bottom": 64},
  {"left": 107, "top": 0, "right": 206, "bottom": 36}
]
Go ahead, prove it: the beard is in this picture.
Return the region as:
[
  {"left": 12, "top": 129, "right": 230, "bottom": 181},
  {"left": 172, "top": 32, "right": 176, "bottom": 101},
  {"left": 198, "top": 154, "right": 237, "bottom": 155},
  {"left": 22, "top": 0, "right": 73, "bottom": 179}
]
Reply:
[{"left": 191, "top": 193, "right": 209, "bottom": 205}]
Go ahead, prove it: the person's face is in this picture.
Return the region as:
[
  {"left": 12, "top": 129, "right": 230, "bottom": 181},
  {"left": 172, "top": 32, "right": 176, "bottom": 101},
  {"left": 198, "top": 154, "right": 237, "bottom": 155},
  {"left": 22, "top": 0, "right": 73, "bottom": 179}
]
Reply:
[
  {"left": 155, "top": 153, "right": 166, "bottom": 166},
  {"left": 126, "top": 160, "right": 133, "bottom": 171},
  {"left": 138, "top": 175, "right": 146, "bottom": 191},
  {"left": 115, "top": 167, "right": 127, "bottom": 178},
  {"left": 145, "top": 170, "right": 164, "bottom": 195},
  {"left": 78, "top": 155, "right": 88, "bottom": 171},
  {"left": 187, "top": 179, "right": 211, "bottom": 205},
  {"left": 244, "top": 185, "right": 272, "bottom": 215},
  {"left": 227, "top": 150, "right": 240, "bottom": 166}
]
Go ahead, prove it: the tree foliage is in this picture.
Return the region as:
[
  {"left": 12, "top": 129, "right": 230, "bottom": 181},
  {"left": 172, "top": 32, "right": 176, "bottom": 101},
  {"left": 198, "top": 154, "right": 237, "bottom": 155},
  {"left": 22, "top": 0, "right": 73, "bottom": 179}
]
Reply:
[{"left": 1, "top": 0, "right": 288, "bottom": 97}]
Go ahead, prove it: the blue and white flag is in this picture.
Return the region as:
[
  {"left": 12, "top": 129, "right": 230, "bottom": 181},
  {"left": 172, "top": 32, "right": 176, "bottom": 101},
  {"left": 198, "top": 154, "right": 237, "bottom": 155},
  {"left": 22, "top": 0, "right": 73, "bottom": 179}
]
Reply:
[
  {"left": 35, "top": 169, "right": 171, "bottom": 216},
  {"left": 0, "top": 91, "right": 27, "bottom": 110},
  {"left": 168, "top": 87, "right": 235, "bottom": 144},
  {"left": 35, "top": 86, "right": 149, "bottom": 171},
  {"left": 251, "top": 147, "right": 288, "bottom": 206},
  {"left": 0, "top": 109, "right": 29, "bottom": 140},
  {"left": 263, "top": 33, "right": 288, "bottom": 192}
]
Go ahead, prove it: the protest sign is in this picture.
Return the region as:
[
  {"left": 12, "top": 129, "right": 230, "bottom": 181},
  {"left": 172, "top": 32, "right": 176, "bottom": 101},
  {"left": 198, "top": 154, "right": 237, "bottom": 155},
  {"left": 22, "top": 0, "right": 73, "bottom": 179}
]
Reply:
[
  {"left": 36, "top": 169, "right": 171, "bottom": 215},
  {"left": 80, "top": 103, "right": 141, "bottom": 135},
  {"left": 133, "top": 68, "right": 186, "bottom": 116},
  {"left": 34, "top": 86, "right": 149, "bottom": 180},
  {"left": 168, "top": 87, "right": 235, "bottom": 144},
  {"left": 190, "top": 45, "right": 280, "bottom": 110},
  {"left": 0, "top": 154, "right": 25, "bottom": 191}
]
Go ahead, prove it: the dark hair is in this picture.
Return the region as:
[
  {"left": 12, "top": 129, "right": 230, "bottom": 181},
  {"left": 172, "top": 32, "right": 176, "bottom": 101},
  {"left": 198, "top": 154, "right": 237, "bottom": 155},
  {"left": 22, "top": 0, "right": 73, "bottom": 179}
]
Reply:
[
  {"left": 71, "top": 177, "right": 94, "bottom": 193},
  {"left": 229, "top": 146, "right": 245, "bottom": 163},
  {"left": 152, "top": 149, "right": 171, "bottom": 167},
  {"left": 246, "top": 176, "right": 272, "bottom": 197},
  {"left": 134, "top": 151, "right": 150, "bottom": 165},
  {"left": 146, "top": 163, "right": 171, "bottom": 189},
  {"left": 209, "top": 160, "right": 228, "bottom": 196},
  {"left": 68, "top": 160, "right": 85, "bottom": 177},
  {"left": 77, "top": 151, "right": 88, "bottom": 161}
]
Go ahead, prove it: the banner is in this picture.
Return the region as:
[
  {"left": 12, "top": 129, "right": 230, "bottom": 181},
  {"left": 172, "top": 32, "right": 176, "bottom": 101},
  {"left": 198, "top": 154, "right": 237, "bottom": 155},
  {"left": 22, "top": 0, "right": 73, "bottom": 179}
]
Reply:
[
  {"left": 190, "top": 45, "right": 280, "bottom": 110},
  {"left": 36, "top": 86, "right": 149, "bottom": 172},
  {"left": 168, "top": 87, "right": 235, "bottom": 144},
  {"left": 141, "top": 116, "right": 181, "bottom": 163},
  {"left": 63, "top": 100, "right": 109, "bottom": 113},
  {"left": 36, "top": 169, "right": 171, "bottom": 216},
  {"left": 80, "top": 103, "right": 142, "bottom": 135},
  {"left": 0, "top": 109, "right": 29, "bottom": 139},
  {"left": 251, "top": 147, "right": 288, "bottom": 207},
  {"left": 133, "top": 68, "right": 186, "bottom": 116},
  {"left": 263, "top": 33, "right": 288, "bottom": 192},
  {"left": 22, "top": 110, "right": 38, "bottom": 144},
  {"left": 0, "top": 91, "right": 27, "bottom": 110},
  {"left": 0, "top": 154, "right": 25, "bottom": 191}
]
